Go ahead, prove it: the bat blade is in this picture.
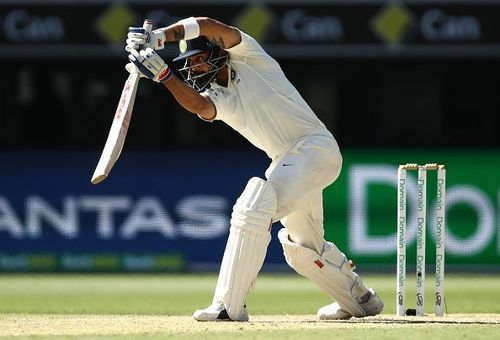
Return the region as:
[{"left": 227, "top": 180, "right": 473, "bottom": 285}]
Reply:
[{"left": 91, "top": 71, "right": 140, "bottom": 184}]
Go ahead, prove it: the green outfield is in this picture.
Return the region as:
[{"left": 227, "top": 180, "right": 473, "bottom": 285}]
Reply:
[{"left": 0, "top": 273, "right": 499, "bottom": 339}]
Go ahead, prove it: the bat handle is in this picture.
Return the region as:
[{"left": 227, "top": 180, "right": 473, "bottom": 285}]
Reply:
[
  {"left": 142, "top": 19, "right": 153, "bottom": 33},
  {"left": 141, "top": 19, "right": 153, "bottom": 49},
  {"left": 132, "top": 19, "right": 154, "bottom": 75}
]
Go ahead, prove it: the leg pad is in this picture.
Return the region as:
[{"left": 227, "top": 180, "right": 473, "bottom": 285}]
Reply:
[
  {"left": 278, "top": 228, "right": 369, "bottom": 317},
  {"left": 213, "top": 177, "right": 277, "bottom": 320}
]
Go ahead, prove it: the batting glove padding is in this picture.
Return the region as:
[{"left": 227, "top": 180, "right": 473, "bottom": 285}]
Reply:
[
  {"left": 126, "top": 27, "right": 165, "bottom": 52},
  {"left": 125, "top": 63, "right": 146, "bottom": 78},
  {"left": 128, "top": 48, "right": 173, "bottom": 83}
]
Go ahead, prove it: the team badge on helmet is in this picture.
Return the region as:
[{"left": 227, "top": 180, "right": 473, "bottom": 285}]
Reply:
[{"left": 179, "top": 40, "right": 188, "bottom": 53}]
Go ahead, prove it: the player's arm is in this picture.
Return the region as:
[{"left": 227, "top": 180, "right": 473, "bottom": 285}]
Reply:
[
  {"left": 126, "top": 48, "right": 215, "bottom": 121},
  {"left": 163, "top": 17, "right": 241, "bottom": 49},
  {"left": 126, "top": 17, "right": 241, "bottom": 51},
  {"left": 162, "top": 76, "right": 216, "bottom": 121}
]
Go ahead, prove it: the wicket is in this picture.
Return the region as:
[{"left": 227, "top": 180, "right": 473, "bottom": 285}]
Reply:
[{"left": 397, "top": 163, "right": 446, "bottom": 317}]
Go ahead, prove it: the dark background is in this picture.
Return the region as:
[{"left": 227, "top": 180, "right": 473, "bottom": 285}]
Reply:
[
  {"left": 3, "top": 58, "right": 500, "bottom": 150},
  {"left": 1, "top": 0, "right": 499, "bottom": 151}
]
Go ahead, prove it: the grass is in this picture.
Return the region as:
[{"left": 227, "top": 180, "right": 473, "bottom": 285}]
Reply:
[{"left": 0, "top": 273, "right": 499, "bottom": 339}]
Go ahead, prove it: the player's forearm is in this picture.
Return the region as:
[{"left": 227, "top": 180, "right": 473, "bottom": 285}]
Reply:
[
  {"left": 161, "top": 23, "right": 185, "bottom": 42},
  {"left": 160, "top": 17, "right": 241, "bottom": 48},
  {"left": 160, "top": 17, "right": 212, "bottom": 43},
  {"left": 161, "top": 76, "right": 215, "bottom": 120},
  {"left": 162, "top": 76, "right": 201, "bottom": 112}
]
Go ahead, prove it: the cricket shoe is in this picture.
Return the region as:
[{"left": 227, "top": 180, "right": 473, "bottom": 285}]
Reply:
[
  {"left": 193, "top": 302, "right": 249, "bottom": 322},
  {"left": 317, "top": 288, "right": 384, "bottom": 320}
]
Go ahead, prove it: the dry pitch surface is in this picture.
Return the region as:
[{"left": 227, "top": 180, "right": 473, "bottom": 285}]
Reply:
[
  {"left": 1, "top": 314, "right": 499, "bottom": 339},
  {"left": 1, "top": 275, "right": 498, "bottom": 338}
]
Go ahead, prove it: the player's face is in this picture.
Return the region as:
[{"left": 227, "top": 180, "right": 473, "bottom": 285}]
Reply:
[
  {"left": 177, "top": 47, "right": 228, "bottom": 92},
  {"left": 188, "top": 51, "right": 211, "bottom": 75}
]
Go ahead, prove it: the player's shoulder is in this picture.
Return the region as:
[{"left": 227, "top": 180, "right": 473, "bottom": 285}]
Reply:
[{"left": 226, "top": 29, "right": 266, "bottom": 56}]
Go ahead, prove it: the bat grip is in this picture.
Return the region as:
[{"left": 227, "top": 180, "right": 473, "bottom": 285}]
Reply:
[
  {"left": 139, "top": 19, "right": 153, "bottom": 50},
  {"left": 142, "top": 19, "right": 153, "bottom": 33}
]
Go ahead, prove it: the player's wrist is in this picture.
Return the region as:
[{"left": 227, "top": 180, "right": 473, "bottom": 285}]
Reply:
[{"left": 157, "top": 66, "right": 173, "bottom": 83}]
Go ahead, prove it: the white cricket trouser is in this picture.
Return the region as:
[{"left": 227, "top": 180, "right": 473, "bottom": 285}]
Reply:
[{"left": 265, "top": 134, "right": 342, "bottom": 254}]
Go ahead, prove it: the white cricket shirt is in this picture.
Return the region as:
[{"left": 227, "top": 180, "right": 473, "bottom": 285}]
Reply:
[{"left": 204, "top": 30, "right": 334, "bottom": 159}]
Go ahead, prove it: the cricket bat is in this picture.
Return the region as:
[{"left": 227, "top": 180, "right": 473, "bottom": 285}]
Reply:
[{"left": 91, "top": 19, "right": 152, "bottom": 185}]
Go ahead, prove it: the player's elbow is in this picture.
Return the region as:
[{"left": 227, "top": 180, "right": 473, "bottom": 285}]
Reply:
[
  {"left": 192, "top": 97, "right": 216, "bottom": 121},
  {"left": 196, "top": 17, "right": 218, "bottom": 30},
  {"left": 196, "top": 17, "right": 241, "bottom": 49}
]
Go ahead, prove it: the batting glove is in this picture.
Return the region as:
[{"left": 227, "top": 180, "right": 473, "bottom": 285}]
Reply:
[
  {"left": 128, "top": 48, "right": 173, "bottom": 83},
  {"left": 126, "top": 27, "right": 165, "bottom": 52}
]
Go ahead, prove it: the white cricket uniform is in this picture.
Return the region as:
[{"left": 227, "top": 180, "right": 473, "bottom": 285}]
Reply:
[{"left": 203, "top": 30, "right": 342, "bottom": 253}]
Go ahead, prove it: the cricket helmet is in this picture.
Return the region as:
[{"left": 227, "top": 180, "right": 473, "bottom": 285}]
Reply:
[{"left": 173, "top": 36, "right": 228, "bottom": 92}]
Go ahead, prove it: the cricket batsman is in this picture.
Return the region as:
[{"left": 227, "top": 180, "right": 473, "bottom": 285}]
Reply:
[{"left": 125, "top": 17, "right": 384, "bottom": 321}]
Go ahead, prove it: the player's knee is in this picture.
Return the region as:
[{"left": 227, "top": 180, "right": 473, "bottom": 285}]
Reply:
[
  {"left": 278, "top": 228, "right": 353, "bottom": 275},
  {"left": 327, "top": 147, "right": 343, "bottom": 184},
  {"left": 230, "top": 177, "right": 277, "bottom": 234},
  {"left": 277, "top": 228, "right": 319, "bottom": 276}
]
